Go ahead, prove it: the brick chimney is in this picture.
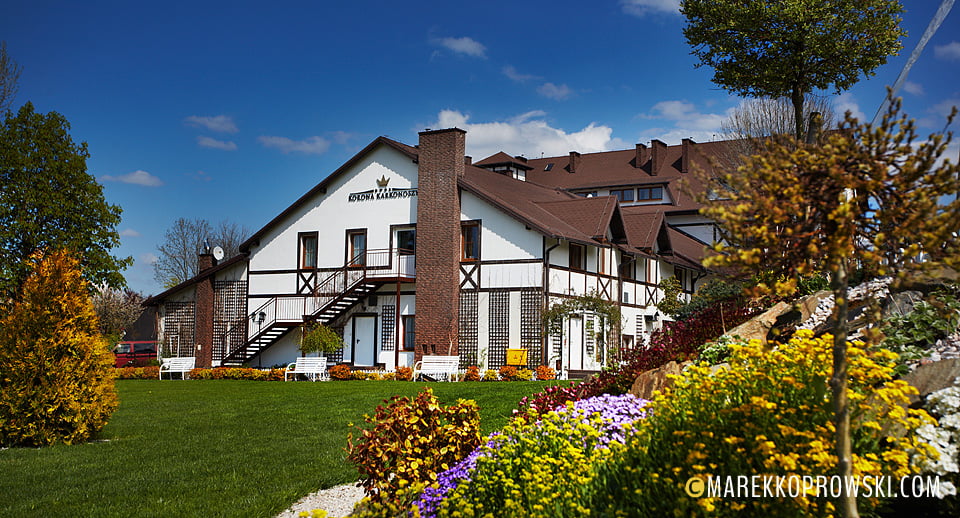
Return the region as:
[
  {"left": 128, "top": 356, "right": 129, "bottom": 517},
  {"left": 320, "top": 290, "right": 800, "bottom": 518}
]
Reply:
[
  {"left": 635, "top": 143, "right": 648, "bottom": 169},
  {"left": 650, "top": 139, "right": 667, "bottom": 176},
  {"left": 194, "top": 252, "right": 215, "bottom": 368},
  {"left": 681, "top": 138, "right": 694, "bottom": 174},
  {"left": 568, "top": 151, "right": 581, "bottom": 173},
  {"left": 415, "top": 128, "right": 465, "bottom": 360}
]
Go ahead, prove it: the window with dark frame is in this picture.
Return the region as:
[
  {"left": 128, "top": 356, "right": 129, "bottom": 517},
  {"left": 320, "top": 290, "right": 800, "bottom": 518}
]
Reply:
[
  {"left": 402, "top": 315, "right": 415, "bottom": 351},
  {"left": 396, "top": 228, "right": 416, "bottom": 256},
  {"left": 347, "top": 230, "right": 366, "bottom": 266},
  {"left": 569, "top": 243, "right": 586, "bottom": 271},
  {"left": 610, "top": 188, "right": 634, "bottom": 202},
  {"left": 619, "top": 252, "right": 635, "bottom": 280},
  {"left": 461, "top": 222, "right": 480, "bottom": 261},
  {"left": 300, "top": 233, "right": 318, "bottom": 269},
  {"left": 637, "top": 186, "right": 664, "bottom": 201}
]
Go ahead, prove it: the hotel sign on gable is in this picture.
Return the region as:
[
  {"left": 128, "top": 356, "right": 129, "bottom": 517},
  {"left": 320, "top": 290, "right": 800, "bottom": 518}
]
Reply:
[{"left": 348, "top": 175, "right": 417, "bottom": 202}]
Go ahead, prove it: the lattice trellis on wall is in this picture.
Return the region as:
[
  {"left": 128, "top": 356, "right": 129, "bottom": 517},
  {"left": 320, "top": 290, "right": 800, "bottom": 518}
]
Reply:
[
  {"left": 520, "top": 288, "right": 543, "bottom": 368},
  {"left": 459, "top": 291, "right": 478, "bottom": 368},
  {"left": 488, "top": 290, "right": 510, "bottom": 369},
  {"left": 381, "top": 305, "right": 396, "bottom": 352},
  {"left": 213, "top": 280, "right": 247, "bottom": 362},
  {"left": 162, "top": 301, "right": 195, "bottom": 357}
]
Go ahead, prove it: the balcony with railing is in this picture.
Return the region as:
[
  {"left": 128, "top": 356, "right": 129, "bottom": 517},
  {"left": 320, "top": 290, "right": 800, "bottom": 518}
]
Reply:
[{"left": 218, "top": 248, "right": 415, "bottom": 364}]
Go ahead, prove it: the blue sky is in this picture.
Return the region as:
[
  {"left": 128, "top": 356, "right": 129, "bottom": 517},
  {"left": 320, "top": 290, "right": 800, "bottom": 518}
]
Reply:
[{"left": 3, "top": 0, "right": 958, "bottom": 295}]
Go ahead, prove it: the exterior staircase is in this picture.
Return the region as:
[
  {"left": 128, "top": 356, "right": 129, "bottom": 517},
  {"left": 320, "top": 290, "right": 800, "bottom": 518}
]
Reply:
[{"left": 219, "top": 249, "right": 413, "bottom": 366}]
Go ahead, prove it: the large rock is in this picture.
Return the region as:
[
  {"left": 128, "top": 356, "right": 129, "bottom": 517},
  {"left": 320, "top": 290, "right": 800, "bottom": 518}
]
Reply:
[
  {"left": 901, "top": 358, "right": 960, "bottom": 404},
  {"left": 725, "top": 301, "right": 793, "bottom": 344},
  {"left": 630, "top": 361, "right": 685, "bottom": 400}
]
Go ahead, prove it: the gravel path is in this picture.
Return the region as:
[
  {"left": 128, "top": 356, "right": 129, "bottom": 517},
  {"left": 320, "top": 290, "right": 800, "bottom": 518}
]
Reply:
[{"left": 275, "top": 483, "right": 366, "bottom": 518}]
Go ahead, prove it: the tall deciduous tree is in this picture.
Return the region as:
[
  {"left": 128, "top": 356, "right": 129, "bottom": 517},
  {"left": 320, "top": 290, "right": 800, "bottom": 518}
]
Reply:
[
  {"left": 717, "top": 94, "right": 836, "bottom": 170},
  {"left": 680, "top": 0, "right": 905, "bottom": 139},
  {"left": 699, "top": 99, "right": 960, "bottom": 517},
  {"left": 0, "top": 41, "right": 21, "bottom": 113},
  {"left": 0, "top": 102, "right": 131, "bottom": 299},
  {"left": 153, "top": 217, "right": 248, "bottom": 287},
  {"left": 91, "top": 286, "right": 145, "bottom": 341}
]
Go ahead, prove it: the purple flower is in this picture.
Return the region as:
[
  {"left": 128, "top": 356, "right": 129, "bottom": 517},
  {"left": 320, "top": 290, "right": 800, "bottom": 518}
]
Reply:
[{"left": 414, "top": 395, "right": 650, "bottom": 518}]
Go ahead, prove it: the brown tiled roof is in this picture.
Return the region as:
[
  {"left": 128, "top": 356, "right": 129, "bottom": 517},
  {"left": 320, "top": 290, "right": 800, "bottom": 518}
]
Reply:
[
  {"left": 663, "top": 228, "right": 708, "bottom": 270},
  {"left": 460, "top": 166, "right": 622, "bottom": 246},
  {"left": 142, "top": 252, "right": 249, "bottom": 306},
  {"left": 474, "top": 151, "right": 533, "bottom": 170},
  {"left": 518, "top": 139, "right": 732, "bottom": 215},
  {"left": 621, "top": 209, "right": 664, "bottom": 251}
]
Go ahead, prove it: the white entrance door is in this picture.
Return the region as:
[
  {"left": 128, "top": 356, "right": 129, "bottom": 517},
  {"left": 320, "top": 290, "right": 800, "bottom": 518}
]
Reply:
[
  {"left": 352, "top": 315, "right": 377, "bottom": 367},
  {"left": 567, "top": 315, "right": 584, "bottom": 371}
]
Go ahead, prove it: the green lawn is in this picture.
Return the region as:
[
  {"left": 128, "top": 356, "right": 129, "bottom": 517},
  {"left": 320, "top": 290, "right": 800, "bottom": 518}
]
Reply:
[{"left": 0, "top": 380, "right": 558, "bottom": 517}]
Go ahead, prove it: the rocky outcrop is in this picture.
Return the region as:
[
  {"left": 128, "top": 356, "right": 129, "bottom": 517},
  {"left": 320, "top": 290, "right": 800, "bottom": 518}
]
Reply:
[
  {"left": 902, "top": 358, "right": 960, "bottom": 404},
  {"left": 630, "top": 361, "right": 685, "bottom": 400}
]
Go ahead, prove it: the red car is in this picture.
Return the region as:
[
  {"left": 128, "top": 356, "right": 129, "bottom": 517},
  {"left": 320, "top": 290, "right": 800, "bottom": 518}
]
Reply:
[{"left": 113, "top": 341, "right": 158, "bottom": 368}]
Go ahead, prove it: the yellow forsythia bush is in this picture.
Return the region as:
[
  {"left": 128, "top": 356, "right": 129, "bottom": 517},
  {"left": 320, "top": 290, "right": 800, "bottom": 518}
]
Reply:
[
  {"left": 588, "top": 330, "right": 936, "bottom": 517},
  {"left": 0, "top": 250, "right": 119, "bottom": 446}
]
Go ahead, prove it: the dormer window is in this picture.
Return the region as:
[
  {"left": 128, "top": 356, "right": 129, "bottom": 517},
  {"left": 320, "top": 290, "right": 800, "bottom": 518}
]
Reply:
[
  {"left": 610, "top": 188, "right": 634, "bottom": 203},
  {"left": 638, "top": 186, "right": 663, "bottom": 201},
  {"left": 544, "top": 163, "right": 554, "bottom": 171}
]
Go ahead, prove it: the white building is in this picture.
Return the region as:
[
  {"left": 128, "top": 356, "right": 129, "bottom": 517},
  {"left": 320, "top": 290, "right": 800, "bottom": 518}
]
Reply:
[{"left": 145, "top": 128, "right": 724, "bottom": 376}]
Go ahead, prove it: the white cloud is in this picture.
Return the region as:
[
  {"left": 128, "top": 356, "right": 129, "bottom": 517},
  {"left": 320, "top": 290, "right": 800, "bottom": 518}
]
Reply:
[
  {"left": 537, "top": 82, "right": 574, "bottom": 100},
  {"left": 502, "top": 65, "right": 538, "bottom": 83},
  {"left": 640, "top": 101, "right": 730, "bottom": 132},
  {"left": 197, "top": 136, "right": 237, "bottom": 151},
  {"left": 431, "top": 110, "right": 627, "bottom": 159},
  {"left": 120, "top": 228, "right": 141, "bottom": 238},
  {"left": 329, "top": 131, "right": 355, "bottom": 146},
  {"left": 100, "top": 170, "right": 164, "bottom": 187},
  {"left": 621, "top": 0, "right": 680, "bottom": 17},
  {"left": 903, "top": 81, "right": 925, "bottom": 96},
  {"left": 139, "top": 253, "right": 158, "bottom": 266},
  {"left": 834, "top": 92, "right": 867, "bottom": 123},
  {"left": 433, "top": 36, "right": 486, "bottom": 58},
  {"left": 934, "top": 41, "right": 960, "bottom": 61},
  {"left": 184, "top": 115, "right": 238, "bottom": 133},
  {"left": 258, "top": 135, "right": 331, "bottom": 155},
  {"left": 930, "top": 97, "right": 960, "bottom": 118}
]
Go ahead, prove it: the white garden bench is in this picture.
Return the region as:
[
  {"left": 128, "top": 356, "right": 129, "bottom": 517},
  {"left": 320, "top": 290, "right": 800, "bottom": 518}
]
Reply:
[
  {"left": 285, "top": 357, "right": 329, "bottom": 381},
  {"left": 413, "top": 355, "right": 460, "bottom": 382},
  {"left": 159, "top": 357, "right": 195, "bottom": 380}
]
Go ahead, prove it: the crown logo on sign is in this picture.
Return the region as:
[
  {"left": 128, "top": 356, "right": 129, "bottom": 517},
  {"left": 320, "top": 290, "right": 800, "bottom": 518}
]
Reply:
[{"left": 376, "top": 175, "right": 390, "bottom": 188}]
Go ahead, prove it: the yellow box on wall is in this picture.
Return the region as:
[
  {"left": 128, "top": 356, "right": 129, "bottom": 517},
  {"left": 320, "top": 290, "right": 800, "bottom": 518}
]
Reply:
[{"left": 506, "top": 348, "right": 528, "bottom": 366}]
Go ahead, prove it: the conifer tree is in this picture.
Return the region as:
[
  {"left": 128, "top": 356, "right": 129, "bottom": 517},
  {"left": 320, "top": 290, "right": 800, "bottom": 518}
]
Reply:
[{"left": 0, "top": 250, "right": 119, "bottom": 447}]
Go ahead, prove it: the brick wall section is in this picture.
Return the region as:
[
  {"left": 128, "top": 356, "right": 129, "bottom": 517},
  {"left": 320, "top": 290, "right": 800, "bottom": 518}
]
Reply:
[
  {"left": 415, "top": 128, "right": 465, "bottom": 361},
  {"left": 194, "top": 253, "right": 215, "bottom": 368}
]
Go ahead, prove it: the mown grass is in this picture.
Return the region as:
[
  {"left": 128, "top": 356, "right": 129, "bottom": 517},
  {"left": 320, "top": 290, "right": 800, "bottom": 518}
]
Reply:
[{"left": 0, "top": 380, "right": 558, "bottom": 517}]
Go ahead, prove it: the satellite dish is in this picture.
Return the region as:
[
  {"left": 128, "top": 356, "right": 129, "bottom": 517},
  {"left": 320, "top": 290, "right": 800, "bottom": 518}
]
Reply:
[{"left": 212, "top": 246, "right": 225, "bottom": 261}]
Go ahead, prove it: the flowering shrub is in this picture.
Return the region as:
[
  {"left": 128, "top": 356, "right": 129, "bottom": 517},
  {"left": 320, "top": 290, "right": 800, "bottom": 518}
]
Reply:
[
  {"left": 395, "top": 366, "right": 412, "bottom": 381},
  {"left": 186, "top": 367, "right": 285, "bottom": 381},
  {"left": 346, "top": 388, "right": 481, "bottom": 504},
  {"left": 914, "top": 387, "right": 960, "bottom": 498},
  {"left": 483, "top": 369, "right": 498, "bottom": 381},
  {"left": 114, "top": 366, "right": 161, "bottom": 379},
  {"left": 351, "top": 370, "right": 369, "bottom": 381},
  {"left": 463, "top": 365, "right": 481, "bottom": 381},
  {"left": 498, "top": 365, "right": 517, "bottom": 381},
  {"left": 588, "top": 331, "right": 936, "bottom": 516},
  {"left": 535, "top": 365, "right": 556, "bottom": 380},
  {"left": 425, "top": 394, "right": 649, "bottom": 517},
  {"left": 515, "top": 368, "right": 533, "bottom": 381},
  {"left": 328, "top": 364, "right": 351, "bottom": 380},
  {"left": 514, "top": 383, "right": 580, "bottom": 420}
]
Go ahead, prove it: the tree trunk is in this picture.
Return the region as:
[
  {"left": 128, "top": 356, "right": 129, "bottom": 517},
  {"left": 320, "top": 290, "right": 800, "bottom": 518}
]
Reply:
[
  {"left": 830, "top": 258, "right": 858, "bottom": 517},
  {"left": 791, "top": 86, "right": 805, "bottom": 140}
]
